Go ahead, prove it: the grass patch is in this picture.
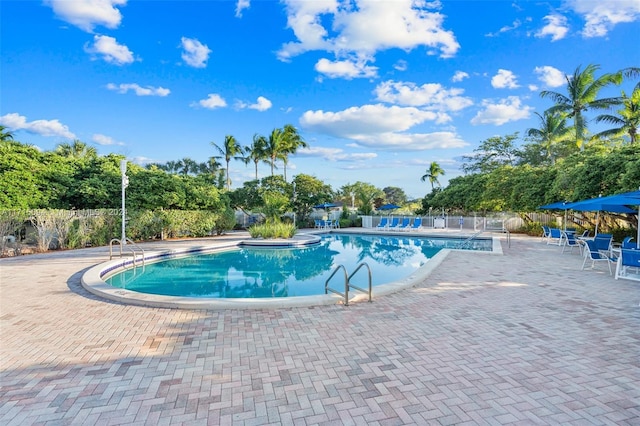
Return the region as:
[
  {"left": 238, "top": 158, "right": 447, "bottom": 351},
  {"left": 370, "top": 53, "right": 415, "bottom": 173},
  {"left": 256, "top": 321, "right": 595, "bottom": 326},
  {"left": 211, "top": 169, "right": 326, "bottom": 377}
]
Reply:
[{"left": 248, "top": 220, "right": 297, "bottom": 239}]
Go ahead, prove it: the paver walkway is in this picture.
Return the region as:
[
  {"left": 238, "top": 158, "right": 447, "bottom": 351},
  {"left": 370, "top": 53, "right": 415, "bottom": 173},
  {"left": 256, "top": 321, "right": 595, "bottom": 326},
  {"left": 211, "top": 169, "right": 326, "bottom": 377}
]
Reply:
[{"left": 1, "top": 232, "right": 639, "bottom": 425}]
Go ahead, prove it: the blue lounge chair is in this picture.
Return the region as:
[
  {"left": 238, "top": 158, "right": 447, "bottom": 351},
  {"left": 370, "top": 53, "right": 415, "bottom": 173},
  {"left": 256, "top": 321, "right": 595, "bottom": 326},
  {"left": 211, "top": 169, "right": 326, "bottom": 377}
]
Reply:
[
  {"left": 561, "top": 231, "right": 582, "bottom": 254},
  {"left": 615, "top": 248, "right": 640, "bottom": 281},
  {"left": 376, "top": 217, "right": 389, "bottom": 230},
  {"left": 395, "top": 217, "right": 411, "bottom": 231},
  {"left": 410, "top": 217, "right": 422, "bottom": 231},
  {"left": 547, "top": 228, "right": 563, "bottom": 245},
  {"left": 582, "top": 239, "right": 616, "bottom": 275},
  {"left": 387, "top": 217, "right": 399, "bottom": 230},
  {"left": 594, "top": 234, "right": 613, "bottom": 254},
  {"left": 541, "top": 226, "right": 551, "bottom": 241},
  {"left": 621, "top": 236, "right": 635, "bottom": 249}
]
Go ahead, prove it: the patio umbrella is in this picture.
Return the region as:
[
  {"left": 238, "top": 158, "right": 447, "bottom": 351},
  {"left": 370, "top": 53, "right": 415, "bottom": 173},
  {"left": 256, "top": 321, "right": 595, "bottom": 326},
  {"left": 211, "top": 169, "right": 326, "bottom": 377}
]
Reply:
[
  {"left": 566, "top": 193, "right": 639, "bottom": 242},
  {"left": 538, "top": 201, "right": 572, "bottom": 230},
  {"left": 378, "top": 203, "right": 401, "bottom": 211},
  {"left": 313, "top": 202, "right": 338, "bottom": 209}
]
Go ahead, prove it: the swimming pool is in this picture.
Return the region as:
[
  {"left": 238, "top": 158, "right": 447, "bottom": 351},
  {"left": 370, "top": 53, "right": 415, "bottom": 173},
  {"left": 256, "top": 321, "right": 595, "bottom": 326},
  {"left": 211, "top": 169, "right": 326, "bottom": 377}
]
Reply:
[{"left": 105, "top": 233, "right": 492, "bottom": 299}]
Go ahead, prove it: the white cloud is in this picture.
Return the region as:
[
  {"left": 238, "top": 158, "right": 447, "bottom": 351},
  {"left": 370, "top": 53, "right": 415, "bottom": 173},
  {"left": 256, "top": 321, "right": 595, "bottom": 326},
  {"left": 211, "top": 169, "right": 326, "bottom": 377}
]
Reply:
[
  {"left": 315, "top": 58, "right": 378, "bottom": 79},
  {"left": 353, "top": 131, "right": 468, "bottom": 151},
  {"left": 235, "top": 0, "right": 250, "bottom": 17},
  {"left": 277, "top": 0, "right": 460, "bottom": 65},
  {"left": 300, "top": 104, "right": 467, "bottom": 150},
  {"left": 236, "top": 96, "right": 273, "bottom": 111},
  {"left": 106, "top": 83, "right": 170, "bottom": 96},
  {"left": 300, "top": 104, "right": 439, "bottom": 137},
  {"left": 451, "top": 71, "right": 469, "bottom": 82},
  {"left": 535, "top": 14, "right": 569, "bottom": 41},
  {"left": 534, "top": 66, "right": 566, "bottom": 88},
  {"left": 528, "top": 84, "right": 539, "bottom": 91},
  {"left": 45, "top": 0, "right": 125, "bottom": 32},
  {"left": 471, "top": 96, "right": 533, "bottom": 126},
  {"left": 393, "top": 60, "right": 408, "bottom": 71},
  {"left": 180, "top": 37, "right": 211, "bottom": 68},
  {"left": 296, "top": 146, "right": 378, "bottom": 162},
  {"left": 0, "top": 113, "right": 76, "bottom": 139},
  {"left": 92, "top": 133, "right": 124, "bottom": 146},
  {"left": 567, "top": 0, "right": 640, "bottom": 38},
  {"left": 491, "top": 69, "right": 519, "bottom": 89},
  {"left": 193, "top": 94, "right": 227, "bottom": 109},
  {"left": 84, "top": 35, "right": 134, "bottom": 65},
  {"left": 374, "top": 81, "right": 473, "bottom": 115},
  {"left": 486, "top": 19, "right": 522, "bottom": 37}
]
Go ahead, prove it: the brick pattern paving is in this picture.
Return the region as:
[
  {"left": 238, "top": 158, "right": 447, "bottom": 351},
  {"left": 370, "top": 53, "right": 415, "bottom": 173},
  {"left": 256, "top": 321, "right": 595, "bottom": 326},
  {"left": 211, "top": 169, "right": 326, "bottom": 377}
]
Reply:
[{"left": 1, "top": 234, "right": 639, "bottom": 425}]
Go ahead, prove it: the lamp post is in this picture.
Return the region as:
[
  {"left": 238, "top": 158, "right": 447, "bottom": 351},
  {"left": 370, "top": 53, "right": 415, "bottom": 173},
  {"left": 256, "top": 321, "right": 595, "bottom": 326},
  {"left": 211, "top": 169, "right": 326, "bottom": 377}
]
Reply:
[
  {"left": 292, "top": 181, "right": 297, "bottom": 227},
  {"left": 120, "top": 160, "right": 128, "bottom": 245}
]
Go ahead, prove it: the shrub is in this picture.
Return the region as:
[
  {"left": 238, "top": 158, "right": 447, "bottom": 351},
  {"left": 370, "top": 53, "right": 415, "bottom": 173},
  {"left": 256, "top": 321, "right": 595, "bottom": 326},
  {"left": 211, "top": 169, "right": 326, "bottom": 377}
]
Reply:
[{"left": 248, "top": 220, "right": 296, "bottom": 239}]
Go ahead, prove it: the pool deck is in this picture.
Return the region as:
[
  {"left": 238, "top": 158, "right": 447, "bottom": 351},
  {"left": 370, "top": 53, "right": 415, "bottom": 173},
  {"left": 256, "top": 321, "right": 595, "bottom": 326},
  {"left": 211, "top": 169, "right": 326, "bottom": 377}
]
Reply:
[{"left": 1, "top": 229, "right": 639, "bottom": 425}]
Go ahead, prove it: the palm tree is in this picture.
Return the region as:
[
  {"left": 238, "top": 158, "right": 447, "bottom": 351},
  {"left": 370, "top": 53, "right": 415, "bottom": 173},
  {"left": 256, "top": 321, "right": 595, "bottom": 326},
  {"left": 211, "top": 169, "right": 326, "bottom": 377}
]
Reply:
[
  {"left": 280, "top": 124, "right": 308, "bottom": 181},
  {"left": 540, "top": 64, "right": 622, "bottom": 150},
  {"left": 421, "top": 161, "right": 445, "bottom": 190},
  {"left": 0, "top": 125, "right": 15, "bottom": 141},
  {"left": 178, "top": 157, "right": 198, "bottom": 175},
  {"left": 244, "top": 134, "right": 269, "bottom": 180},
  {"left": 265, "top": 128, "right": 286, "bottom": 176},
  {"left": 211, "top": 135, "right": 242, "bottom": 190},
  {"left": 526, "top": 110, "right": 572, "bottom": 163},
  {"left": 55, "top": 140, "right": 98, "bottom": 159},
  {"left": 594, "top": 87, "right": 640, "bottom": 144}
]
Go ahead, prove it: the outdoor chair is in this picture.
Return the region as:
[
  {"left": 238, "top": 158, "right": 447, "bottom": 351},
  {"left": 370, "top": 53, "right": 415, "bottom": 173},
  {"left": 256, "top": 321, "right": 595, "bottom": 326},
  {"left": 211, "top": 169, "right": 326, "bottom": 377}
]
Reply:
[
  {"left": 541, "top": 226, "right": 551, "bottom": 241},
  {"left": 376, "top": 217, "right": 389, "bottom": 230},
  {"left": 546, "top": 228, "right": 563, "bottom": 245},
  {"left": 594, "top": 234, "right": 613, "bottom": 254},
  {"left": 387, "top": 217, "right": 400, "bottom": 230},
  {"left": 615, "top": 248, "right": 640, "bottom": 281},
  {"left": 582, "top": 239, "right": 617, "bottom": 275},
  {"left": 561, "top": 231, "right": 582, "bottom": 254},
  {"left": 621, "top": 236, "right": 635, "bottom": 249},
  {"left": 395, "top": 217, "right": 411, "bottom": 231},
  {"left": 410, "top": 217, "right": 423, "bottom": 231}
]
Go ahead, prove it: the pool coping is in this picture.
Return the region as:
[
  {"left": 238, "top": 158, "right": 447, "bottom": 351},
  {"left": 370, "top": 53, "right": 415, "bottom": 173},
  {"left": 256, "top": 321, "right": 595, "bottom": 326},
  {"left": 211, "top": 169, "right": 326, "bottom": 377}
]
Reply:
[{"left": 81, "top": 231, "right": 502, "bottom": 309}]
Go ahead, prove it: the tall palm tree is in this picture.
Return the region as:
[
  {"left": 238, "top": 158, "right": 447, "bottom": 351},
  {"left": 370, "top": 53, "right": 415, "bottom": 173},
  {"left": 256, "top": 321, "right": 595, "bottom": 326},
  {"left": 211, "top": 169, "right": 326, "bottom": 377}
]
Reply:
[
  {"left": 0, "top": 125, "right": 15, "bottom": 141},
  {"left": 211, "top": 135, "right": 242, "bottom": 190},
  {"left": 421, "top": 161, "right": 445, "bottom": 190},
  {"left": 280, "top": 124, "right": 308, "bottom": 181},
  {"left": 540, "top": 64, "right": 622, "bottom": 150},
  {"left": 594, "top": 87, "right": 640, "bottom": 144},
  {"left": 526, "top": 110, "right": 572, "bottom": 163},
  {"left": 178, "top": 157, "right": 198, "bottom": 175},
  {"left": 55, "top": 140, "right": 98, "bottom": 159},
  {"left": 244, "top": 134, "right": 269, "bottom": 180},
  {"left": 265, "top": 128, "right": 286, "bottom": 176}
]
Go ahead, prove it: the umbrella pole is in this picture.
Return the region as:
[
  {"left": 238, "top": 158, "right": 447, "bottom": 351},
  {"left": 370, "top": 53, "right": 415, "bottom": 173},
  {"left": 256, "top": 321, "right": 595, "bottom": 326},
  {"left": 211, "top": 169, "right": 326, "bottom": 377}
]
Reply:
[{"left": 594, "top": 211, "right": 600, "bottom": 236}]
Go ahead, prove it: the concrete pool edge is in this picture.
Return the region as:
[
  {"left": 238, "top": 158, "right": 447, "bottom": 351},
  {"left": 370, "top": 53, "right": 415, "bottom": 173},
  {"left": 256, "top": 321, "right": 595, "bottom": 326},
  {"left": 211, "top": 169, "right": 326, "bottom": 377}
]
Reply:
[{"left": 81, "top": 232, "right": 502, "bottom": 310}]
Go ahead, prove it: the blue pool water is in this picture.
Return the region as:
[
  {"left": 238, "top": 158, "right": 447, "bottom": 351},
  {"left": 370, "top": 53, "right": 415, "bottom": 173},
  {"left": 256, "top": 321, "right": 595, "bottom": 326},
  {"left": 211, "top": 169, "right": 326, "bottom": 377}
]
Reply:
[{"left": 106, "top": 233, "right": 491, "bottom": 298}]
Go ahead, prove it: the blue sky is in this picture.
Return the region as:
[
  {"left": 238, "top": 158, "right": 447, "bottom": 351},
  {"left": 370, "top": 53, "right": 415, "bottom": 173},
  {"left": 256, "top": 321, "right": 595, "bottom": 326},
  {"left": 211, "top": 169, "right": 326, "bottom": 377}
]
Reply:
[{"left": 1, "top": 0, "right": 639, "bottom": 199}]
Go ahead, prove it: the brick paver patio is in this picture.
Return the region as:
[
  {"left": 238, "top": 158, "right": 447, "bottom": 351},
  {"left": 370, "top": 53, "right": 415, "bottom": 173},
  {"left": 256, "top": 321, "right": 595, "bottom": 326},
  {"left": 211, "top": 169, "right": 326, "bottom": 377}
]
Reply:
[{"left": 1, "top": 232, "right": 639, "bottom": 425}]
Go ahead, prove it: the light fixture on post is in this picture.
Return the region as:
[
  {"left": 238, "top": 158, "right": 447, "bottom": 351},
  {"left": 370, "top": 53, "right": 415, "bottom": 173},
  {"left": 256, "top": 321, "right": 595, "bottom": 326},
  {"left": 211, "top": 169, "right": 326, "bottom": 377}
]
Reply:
[
  {"left": 120, "top": 160, "right": 128, "bottom": 245},
  {"left": 292, "top": 181, "right": 297, "bottom": 227}
]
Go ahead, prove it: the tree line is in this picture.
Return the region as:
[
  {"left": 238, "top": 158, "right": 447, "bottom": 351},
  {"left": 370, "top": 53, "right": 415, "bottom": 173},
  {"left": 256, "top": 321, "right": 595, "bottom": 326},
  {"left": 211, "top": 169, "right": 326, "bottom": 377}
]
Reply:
[{"left": 1, "top": 64, "right": 638, "bottom": 231}]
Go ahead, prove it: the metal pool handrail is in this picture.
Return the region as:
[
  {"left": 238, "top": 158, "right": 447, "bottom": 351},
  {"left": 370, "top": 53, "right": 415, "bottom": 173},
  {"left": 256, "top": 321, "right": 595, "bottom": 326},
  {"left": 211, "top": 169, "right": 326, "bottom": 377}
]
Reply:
[
  {"left": 348, "top": 262, "right": 372, "bottom": 303},
  {"left": 109, "top": 237, "right": 145, "bottom": 268},
  {"left": 325, "top": 262, "right": 372, "bottom": 306}
]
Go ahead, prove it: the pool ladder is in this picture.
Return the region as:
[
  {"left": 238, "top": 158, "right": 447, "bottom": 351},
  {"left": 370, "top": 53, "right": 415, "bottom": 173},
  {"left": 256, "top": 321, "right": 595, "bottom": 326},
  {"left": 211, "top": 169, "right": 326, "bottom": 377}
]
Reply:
[
  {"left": 325, "top": 262, "right": 372, "bottom": 306},
  {"left": 109, "top": 237, "right": 145, "bottom": 268}
]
